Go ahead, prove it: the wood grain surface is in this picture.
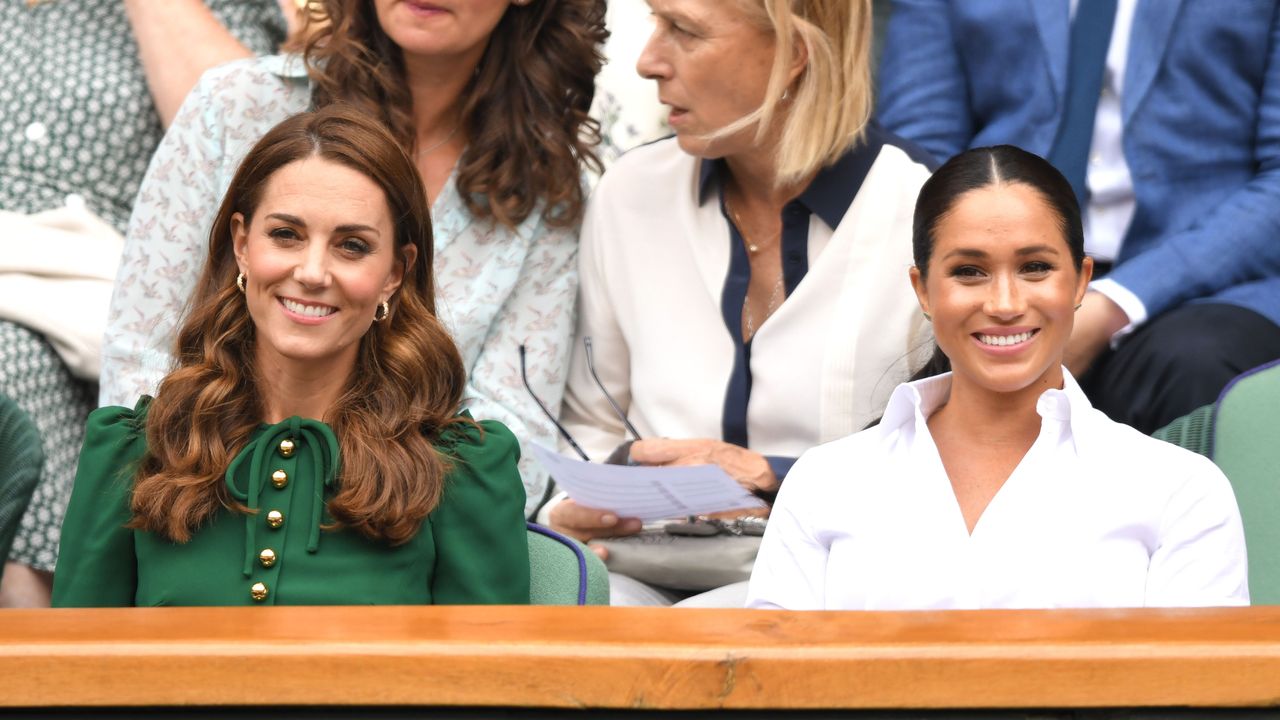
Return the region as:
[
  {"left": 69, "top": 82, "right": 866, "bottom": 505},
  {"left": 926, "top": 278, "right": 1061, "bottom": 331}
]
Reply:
[{"left": 2, "top": 606, "right": 1279, "bottom": 709}]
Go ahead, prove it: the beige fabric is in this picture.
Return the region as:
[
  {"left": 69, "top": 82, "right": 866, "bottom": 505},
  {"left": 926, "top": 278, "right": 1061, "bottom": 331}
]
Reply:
[{"left": 0, "top": 206, "right": 124, "bottom": 380}]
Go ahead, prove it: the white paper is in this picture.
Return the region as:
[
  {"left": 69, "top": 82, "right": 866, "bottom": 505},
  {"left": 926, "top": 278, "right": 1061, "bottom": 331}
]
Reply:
[{"left": 530, "top": 443, "right": 768, "bottom": 521}]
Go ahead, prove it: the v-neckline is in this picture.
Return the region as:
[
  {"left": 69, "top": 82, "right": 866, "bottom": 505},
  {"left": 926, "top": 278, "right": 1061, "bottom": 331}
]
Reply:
[{"left": 919, "top": 422, "right": 1045, "bottom": 540}]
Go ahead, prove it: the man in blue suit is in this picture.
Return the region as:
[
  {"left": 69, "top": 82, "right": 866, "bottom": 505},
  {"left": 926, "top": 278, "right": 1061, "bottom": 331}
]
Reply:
[{"left": 878, "top": 0, "right": 1280, "bottom": 433}]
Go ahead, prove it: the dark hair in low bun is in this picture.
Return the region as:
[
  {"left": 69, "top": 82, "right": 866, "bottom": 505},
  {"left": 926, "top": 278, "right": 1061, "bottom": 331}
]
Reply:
[
  {"left": 905, "top": 145, "right": 1086, "bottom": 382},
  {"left": 912, "top": 145, "right": 1086, "bottom": 278}
]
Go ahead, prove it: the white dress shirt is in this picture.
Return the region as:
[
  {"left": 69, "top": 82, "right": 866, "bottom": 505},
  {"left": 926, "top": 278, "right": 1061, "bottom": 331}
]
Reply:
[
  {"left": 1073, "top": 0, "right": 1149, "bottom": 334},
  {"left": 560, "top": 134, "right": 934, "bottom": 466},
  {"left": 747, "top": 370, "right": 1249, "bottom": 610}
]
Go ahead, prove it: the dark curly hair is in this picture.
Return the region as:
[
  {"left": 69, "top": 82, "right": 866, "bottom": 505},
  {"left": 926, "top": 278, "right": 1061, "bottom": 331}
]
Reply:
[{"left": 301, "top": 0, "right": 608, "bottom": 229}]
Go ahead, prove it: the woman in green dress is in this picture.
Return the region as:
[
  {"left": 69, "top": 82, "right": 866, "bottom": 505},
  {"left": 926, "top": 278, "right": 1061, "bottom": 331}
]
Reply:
[{"left": 52, "top": 106, "right": 529, "bottom": 607}]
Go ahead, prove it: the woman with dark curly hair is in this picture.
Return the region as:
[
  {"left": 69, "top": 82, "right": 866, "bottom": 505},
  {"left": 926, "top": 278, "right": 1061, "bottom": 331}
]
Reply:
[
  {"left": 55, "top": 107, "right": 529, "bottom": 607},
  {"left": 101, "top": 0, "right": 608, "bottom": 518}
]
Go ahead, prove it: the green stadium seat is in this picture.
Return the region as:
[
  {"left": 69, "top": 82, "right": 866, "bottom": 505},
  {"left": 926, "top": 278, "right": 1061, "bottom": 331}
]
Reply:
[
  {"left": 527, "top": 523, "right": 609, "bottom": 605},
  {"left": 1154, "top": 360, "right": 1280, "bottom": 605}
]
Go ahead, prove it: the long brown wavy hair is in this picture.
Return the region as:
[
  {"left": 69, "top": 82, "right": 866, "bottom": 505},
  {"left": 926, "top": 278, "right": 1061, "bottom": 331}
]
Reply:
[
  {"left": 301, "top": 0, "right": 608, "bottom": 229},
  {"left": 131, "top": 106, "right": 468, "bottom": 545}
]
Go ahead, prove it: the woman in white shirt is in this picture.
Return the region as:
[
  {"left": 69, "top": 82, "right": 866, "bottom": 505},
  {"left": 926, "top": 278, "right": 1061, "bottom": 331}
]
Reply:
[
  {"left": 747, "top": 145, "right": 1249, "bottom": 610},
  {"left": 548, "top": 0, "right": 933, "bottom": 606}
]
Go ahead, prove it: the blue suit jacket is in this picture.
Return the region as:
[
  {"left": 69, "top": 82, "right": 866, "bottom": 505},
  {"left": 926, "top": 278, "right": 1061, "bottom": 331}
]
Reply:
[{"left": 877, "top": 0, "right": 1280, "bottom": 327}]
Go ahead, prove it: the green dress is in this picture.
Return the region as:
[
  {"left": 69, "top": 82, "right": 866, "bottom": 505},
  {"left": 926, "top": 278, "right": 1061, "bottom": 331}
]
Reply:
[{"left": 51, "top": 399, "right": 529, "bottom": 607}]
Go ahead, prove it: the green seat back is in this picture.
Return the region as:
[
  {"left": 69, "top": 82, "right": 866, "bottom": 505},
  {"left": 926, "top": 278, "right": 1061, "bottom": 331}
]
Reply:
[
  {"left": 1151, "top": 404, "right": 1215, "bottom": 457},
  {"left": 1155, "top": 361, "right": 1280, "bottom": 604},
  {"left": 527, "top": 523, "right": 609, "bottom": 605},
  {"left": 1211, "top": 361, "right": 1280, "bottom": 605},
  {"left": 0, "top": 393, "right": 42, "bottom": 582}
]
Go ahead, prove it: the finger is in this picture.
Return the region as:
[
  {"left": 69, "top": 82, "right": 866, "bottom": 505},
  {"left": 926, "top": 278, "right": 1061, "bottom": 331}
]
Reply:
[
  {"left": 550, "top": 501, "right": 617, "bottom": 538},
  {"left": 590, "top": 515, "right": 644, "bottom": 539},
  {"left": 552, "top": 501, "right": 643, "bottom": 539},
  {"left": 630, "top": 438, "right": 698, "bottom": 465},
  {"left": 589, "top": 543, "right": 609, "bottom": 562},
  {"left": 663, "top": 454, "right": 711, "bottom": 468},
  {"left": 614, "top": 517, "right": 644, "bottom": 535}
]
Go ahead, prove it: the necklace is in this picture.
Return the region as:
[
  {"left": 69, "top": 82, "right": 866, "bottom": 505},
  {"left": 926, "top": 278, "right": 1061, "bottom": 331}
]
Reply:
[
  {"left": 416, "top": 124, "right": 460, "bottom": 159},
  {"left": 729, "top": 200, "right": 787, "bottom": 341},
  {"left": 726, "top": 198, "right": 780, "bottom": 255},
  {"left": 743, "top": 273, "right": 786, "bottom": 341}
]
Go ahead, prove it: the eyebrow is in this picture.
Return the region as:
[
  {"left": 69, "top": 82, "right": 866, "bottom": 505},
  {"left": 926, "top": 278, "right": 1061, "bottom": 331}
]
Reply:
[
  {"left": 265, "top": 213, "right": 380, "bottom": 237},
  {"left": 941, "top": 244, "right": 1062, "bottom": 260},
  {"left": 645, "top": 1, "right": 704, "bottom": 28}
]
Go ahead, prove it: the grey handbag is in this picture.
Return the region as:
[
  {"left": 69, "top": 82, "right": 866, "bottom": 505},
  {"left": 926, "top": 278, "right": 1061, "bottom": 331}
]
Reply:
[{"left": 595, "top": 517, "right": 765, "bottom": 592}]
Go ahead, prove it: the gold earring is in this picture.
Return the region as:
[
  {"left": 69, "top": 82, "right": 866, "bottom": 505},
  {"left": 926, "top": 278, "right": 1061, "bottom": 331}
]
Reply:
[
  {"left": 1074, "top": 304, "right": 1083, "bottom": 311},
  {"left": 374, "top": 301, "right": 390, "bottom": 322},
  {"left": 922, "top": 311, "right": 932, "bottom": 322},
  {"left": 236, "top": 272, "right": 247, "bottom": 293}
]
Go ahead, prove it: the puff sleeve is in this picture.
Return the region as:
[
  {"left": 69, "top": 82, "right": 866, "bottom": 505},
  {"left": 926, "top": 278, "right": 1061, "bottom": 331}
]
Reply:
[
  {"left": 429, "top": 418, "right": 530, "bottom": 604},
  {"left": 51, "top": 399, "right": 151, "bottom": 607}
]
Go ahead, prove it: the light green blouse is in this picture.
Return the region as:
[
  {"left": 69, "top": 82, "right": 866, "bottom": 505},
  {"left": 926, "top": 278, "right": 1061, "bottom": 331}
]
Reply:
[{"left": 52, "top": 399, "right": 529, "bottom": 607}]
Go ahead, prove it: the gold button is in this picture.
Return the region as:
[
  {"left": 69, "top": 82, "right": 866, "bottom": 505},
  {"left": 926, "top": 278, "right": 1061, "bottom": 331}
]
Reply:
[
  {"left": 271, "top": 469, "right": 288, "bottom": 489},
  {"left": 250, "top": 582, "right": 268, "bottom": 602},
  {"left": 266, "top": 510, "right": 284, "bottom": 529},
  {"left": 278, "top": 438, "right": 296, "bottom": 458},
  {"left": 258, "top": 548, "right": 277, "bottom": 568}
]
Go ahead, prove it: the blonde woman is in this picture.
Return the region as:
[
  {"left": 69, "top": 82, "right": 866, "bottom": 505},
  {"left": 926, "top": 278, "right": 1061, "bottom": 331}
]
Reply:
[{"left": 548, "top": 0, "right": 935, "bottom": 606}]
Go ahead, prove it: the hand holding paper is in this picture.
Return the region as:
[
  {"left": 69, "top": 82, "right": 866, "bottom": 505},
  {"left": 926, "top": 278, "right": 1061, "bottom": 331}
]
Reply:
[{"left": 530, "top": 443, "right": 768, "bottom": 521}]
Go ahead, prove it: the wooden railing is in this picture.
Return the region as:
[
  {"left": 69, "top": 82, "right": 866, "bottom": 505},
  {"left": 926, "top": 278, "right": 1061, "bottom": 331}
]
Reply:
[{"left": 1, "top": 606, "right": 1279, "bottom": 711}]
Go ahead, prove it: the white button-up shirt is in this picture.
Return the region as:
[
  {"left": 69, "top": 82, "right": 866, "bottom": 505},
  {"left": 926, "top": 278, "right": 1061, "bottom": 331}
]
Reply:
[
  {"left": 747, "top": 371, "right": 1249, "bottom": 610},
  {"left": 1076, "top": 0, "right": 1150, "bottom": 337}
]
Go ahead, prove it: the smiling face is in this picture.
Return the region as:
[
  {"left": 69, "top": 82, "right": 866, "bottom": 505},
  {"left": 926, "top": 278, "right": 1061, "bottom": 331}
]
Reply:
[
  {"left": 372, "top": 0, "right": 513, "bottom": 66},
  {"left": 910, "top": 182, "right": 1092, "bottom": 396},
  {"left": 232, "top": 155, "right": 412, "bottom": 379},
  {"left": 636, "top": 0, "right": 780, "bottom": 159}
]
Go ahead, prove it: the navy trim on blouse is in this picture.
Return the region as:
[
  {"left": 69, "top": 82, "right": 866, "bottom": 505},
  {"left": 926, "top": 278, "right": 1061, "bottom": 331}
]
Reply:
[{"left": 701, "top": 124, "right": 921, "bottom": 483}]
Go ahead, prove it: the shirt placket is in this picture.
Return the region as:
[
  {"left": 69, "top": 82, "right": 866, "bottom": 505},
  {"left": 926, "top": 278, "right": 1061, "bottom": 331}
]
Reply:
[
  {"left": 970, "top": 413, "right": 1069, "bottom": 607},
  {"left": 247, "top": 435, "right": 300, "bottom": 606}
]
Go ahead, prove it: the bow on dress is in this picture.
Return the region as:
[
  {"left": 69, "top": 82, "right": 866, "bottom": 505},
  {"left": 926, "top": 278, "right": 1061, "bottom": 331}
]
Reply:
[{"left": 223, "top": 416, "right": 341, "bottom": 577}]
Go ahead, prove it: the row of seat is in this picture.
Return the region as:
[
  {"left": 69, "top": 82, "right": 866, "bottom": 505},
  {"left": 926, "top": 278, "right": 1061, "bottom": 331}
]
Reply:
[
  {"left": 5, "top": 361, "right": 1274, "bottom": 607},
  {"left": 543, "top": 359, "right": 1280, "bottom": 607},
  {"left": 1153, "top": 360, "right": 1280, "bottom": 604}
]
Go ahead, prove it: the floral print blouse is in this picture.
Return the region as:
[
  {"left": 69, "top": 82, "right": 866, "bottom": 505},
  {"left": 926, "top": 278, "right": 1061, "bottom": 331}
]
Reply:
[{"left": 100, "top": 55, "right": 575, "bottom": 516}]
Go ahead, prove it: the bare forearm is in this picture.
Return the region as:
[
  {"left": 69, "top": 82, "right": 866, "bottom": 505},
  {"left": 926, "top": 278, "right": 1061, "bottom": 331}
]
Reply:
[{"left": 123, "top": 0, "right": 255, "bottom": 127}]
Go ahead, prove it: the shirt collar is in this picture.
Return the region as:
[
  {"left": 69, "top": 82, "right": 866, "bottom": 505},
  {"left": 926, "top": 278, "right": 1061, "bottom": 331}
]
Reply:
[
  {"left": 1042, "top": 370, "right": 1099, "bottom": 456},
  {"left": 879, "top": 371, "right": 951, "bottom": 445},
  {"left": 262, "top": 53, "right": 309, "bottom": 79},
  {"left": 694, "top": 124, "right": 889, "bottom": 229},
  {"left": 880, "top": 368, "right": 1099, "bottom": 456},
  {"left": 796, "top": 135, "right": 884, "bottom": 229}
]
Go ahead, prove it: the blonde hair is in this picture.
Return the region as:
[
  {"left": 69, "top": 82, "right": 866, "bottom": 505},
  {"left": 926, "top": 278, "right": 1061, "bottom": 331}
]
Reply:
[{"left": 722, "top": 0, "right": 873, "bottom": 187}]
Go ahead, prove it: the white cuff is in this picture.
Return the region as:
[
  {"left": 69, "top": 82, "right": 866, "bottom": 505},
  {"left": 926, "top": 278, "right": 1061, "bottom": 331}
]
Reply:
[
  {"left": 1090, "top": 278, "right": 1148, "bottom": 347},
  {"left": 535, "top": 490, "right": 569, "bottom": 527}
]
